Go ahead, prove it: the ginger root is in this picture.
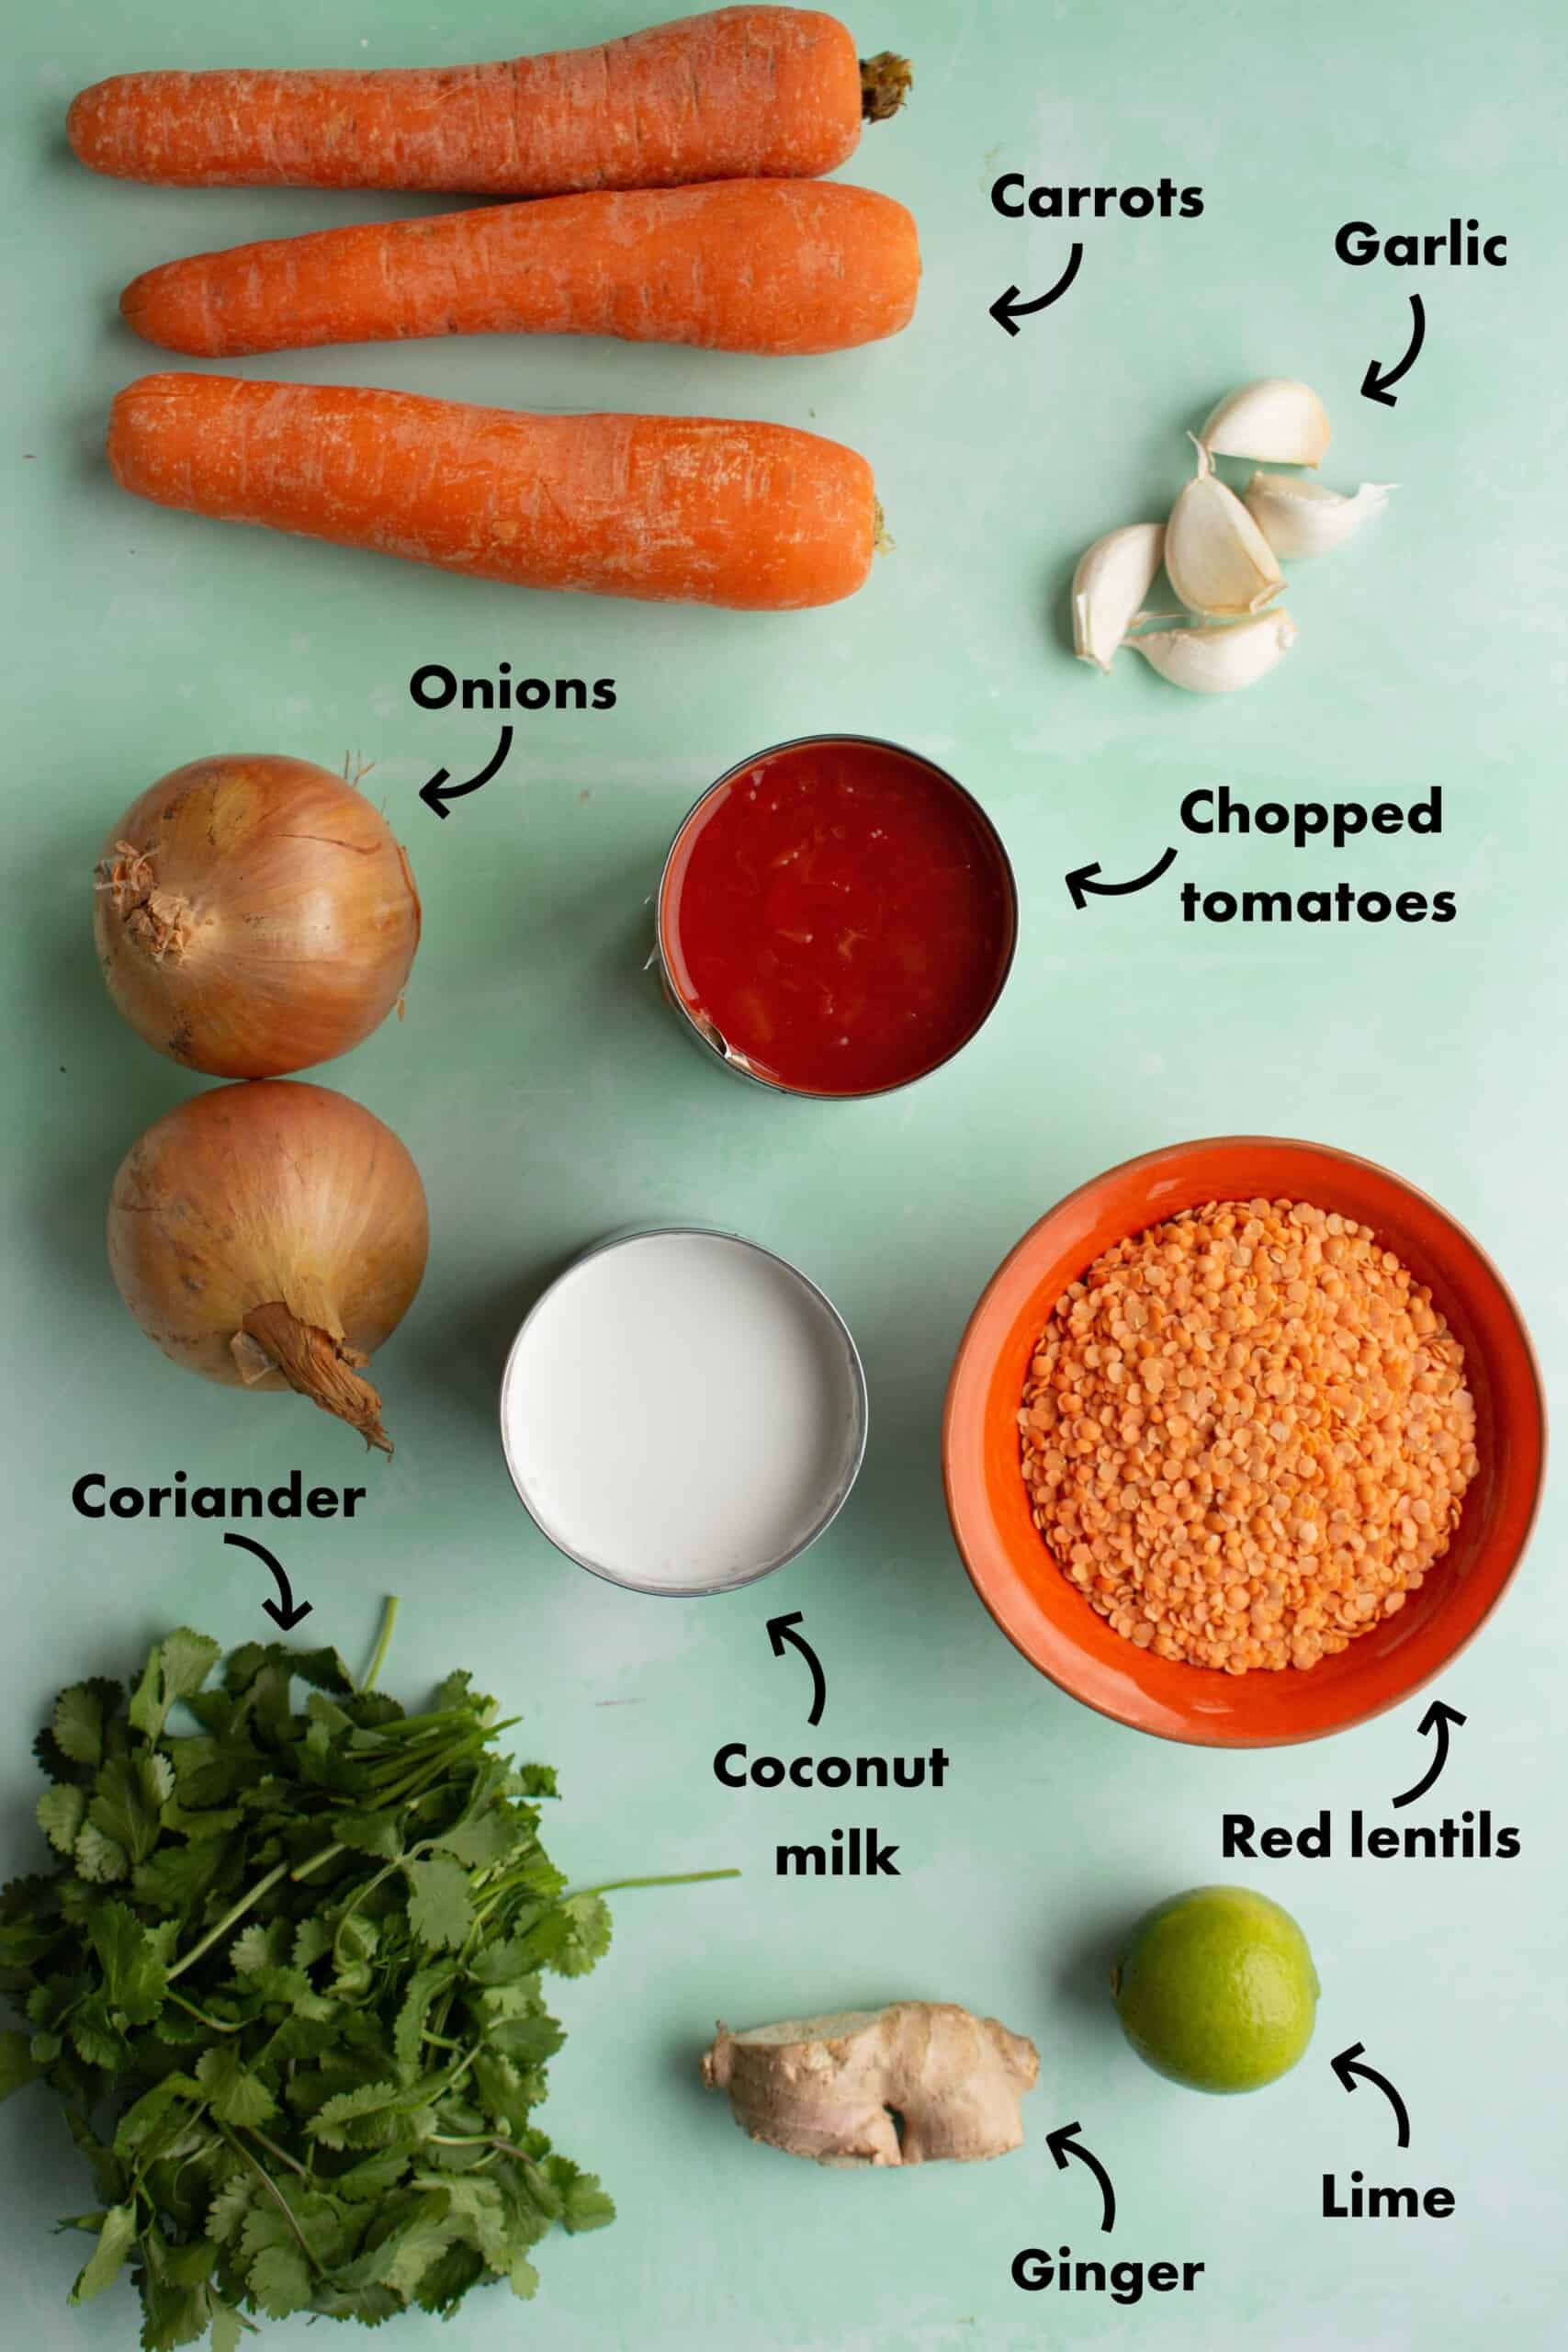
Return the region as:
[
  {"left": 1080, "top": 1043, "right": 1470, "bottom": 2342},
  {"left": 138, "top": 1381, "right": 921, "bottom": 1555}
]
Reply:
[{"left": 700, "top": 2001, "right": 1039, "bottom": 2167}]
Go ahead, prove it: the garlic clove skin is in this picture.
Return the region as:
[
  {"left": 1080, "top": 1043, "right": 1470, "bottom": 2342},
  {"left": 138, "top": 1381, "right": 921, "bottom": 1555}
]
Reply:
[
  {"left": 1072, "top": 522, "right": 1166, "bottom": 673},
  {"left": 1199, "top": 378, "right": 1332, "bottom": 468},
  {"left": 1243, "top": 473, "right": 1395, "bottom": 559},
  {"left": 1164, "top": 439, "right": 1284, "bottom": 617},
  {"left": 1125, "top": 609, "right": 1298, "bottom": 695}
]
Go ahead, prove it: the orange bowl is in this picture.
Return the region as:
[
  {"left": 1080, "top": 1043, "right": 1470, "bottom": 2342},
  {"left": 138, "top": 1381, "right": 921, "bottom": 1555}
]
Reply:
[{"left": 943, "top": 1137, "right": 1545, "bottom": 1747}]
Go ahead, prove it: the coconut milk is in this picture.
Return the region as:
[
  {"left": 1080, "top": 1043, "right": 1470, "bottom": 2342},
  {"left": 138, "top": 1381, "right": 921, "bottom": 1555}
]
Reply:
[{"left": 500, "top": 1229, "right": 866, "bottom": 1594}]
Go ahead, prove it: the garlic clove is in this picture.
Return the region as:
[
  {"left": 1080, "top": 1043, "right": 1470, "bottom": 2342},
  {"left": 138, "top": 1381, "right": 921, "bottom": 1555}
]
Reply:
[
  {"left": 1125, "top": 609, "right": 1298, "bottom": 695},
  {"left": 1164, "top": 439, "right": 1284, "bottom": 617},
  {"left": 1243, "top": 473, "right": 1395, "bottom": 559},
  {"left": 1199, "top": 378, "right": 1332, "bottom": 468},
  {"left": 1071, "top": 522, "right": 1167, "bottom": 673}
]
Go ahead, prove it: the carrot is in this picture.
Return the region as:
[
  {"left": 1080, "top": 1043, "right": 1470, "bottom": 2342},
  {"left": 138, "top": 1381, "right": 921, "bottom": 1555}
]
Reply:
[
  {"left": 69, "top": 7, "right": 911, "bottom": 195},
  {"left": 121, "top": 180, "right": 920, "bottom": 360},
  {"left": 107, "top": 374, "right": 879, "bottom": 611}
]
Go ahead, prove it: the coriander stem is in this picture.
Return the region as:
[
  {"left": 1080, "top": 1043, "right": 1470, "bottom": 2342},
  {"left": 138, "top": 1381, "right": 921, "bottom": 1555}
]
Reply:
[
  {"left": 243, "top": 2121, "right": 314, "bottom": 2183},
  {"left": 566, "top": 1868, "right": 741, "bottom": 1899},
  {"left": 214, "top": 2123, "right": 325, "bottom": 2277},
  {"left": 292, "top": 1839, "right": 346, "bottom": 1883},
  {"left": 166, "top": 1990, "right": 243, "bottom": 2033},
  {"left": 359, "top": 1594, "right": 400, "bottom": 1694},
  {"left": 167, "top": 1860, "right": 292, "bottom": 1982},
  {"left": 167, "top": 1838, "right": 344, "bottom": 1982}
]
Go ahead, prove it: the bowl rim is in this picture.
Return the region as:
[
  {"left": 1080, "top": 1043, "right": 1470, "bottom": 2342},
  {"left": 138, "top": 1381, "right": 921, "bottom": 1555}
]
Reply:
[{"left": 942, "top": 1134, "right": 1548, "bottom": 1747}]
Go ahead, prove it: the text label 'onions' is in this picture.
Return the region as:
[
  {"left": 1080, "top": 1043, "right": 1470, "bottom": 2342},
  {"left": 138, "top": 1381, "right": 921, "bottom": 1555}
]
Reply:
[
  {"left": 107, "top": 1079, "right": 429, "bottom": 1453},
  {"left": 94, "top": 753, "right": 421, "bottom": 1079}
]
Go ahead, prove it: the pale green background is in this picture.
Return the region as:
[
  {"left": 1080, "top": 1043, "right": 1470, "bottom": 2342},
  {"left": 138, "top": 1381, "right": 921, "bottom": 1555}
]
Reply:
[{"left": 3, "top": 1, "right": 1565, "bottom": 2344}]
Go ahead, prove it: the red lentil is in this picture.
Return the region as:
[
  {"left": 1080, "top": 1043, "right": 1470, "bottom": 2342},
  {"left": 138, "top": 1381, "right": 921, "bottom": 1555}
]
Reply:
[{"left": 1019, "top": 1198, "right": 1478, "bottom": 1674}]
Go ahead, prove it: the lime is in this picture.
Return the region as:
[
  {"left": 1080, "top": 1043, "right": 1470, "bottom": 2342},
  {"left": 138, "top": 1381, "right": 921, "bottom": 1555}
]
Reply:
[{"left": 1111, "top": 1884, "right": 1318, "bottom": 2094}]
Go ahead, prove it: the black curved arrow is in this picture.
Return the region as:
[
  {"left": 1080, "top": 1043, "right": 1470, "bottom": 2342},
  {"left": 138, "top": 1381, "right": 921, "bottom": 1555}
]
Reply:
[
  {"left": 225, "top": 1532, "right": 312, "bottom": 1631},
  {"left": 1332, "top": 2043, "right": 1410, "bottom": 2148},
  {"left": 1066, "top": 845, "right": 1178, "bottom": 910},
  {"left": 990, "top": 244, "right": 1084, "bottom": 336},
  {"left": 420, "top": 725, "right": 514, "bottom": 819},
  {"left": 1046, "top": 2120, "right": 1115, "bottom": 2233},
  {"left": 1361, "top": 294, "right": 1426, "bottom": 407},
  {"left": 1391, "top": 1699, "right": 1465, "bottom": 1808},
  {"left": 766, "top": 1612, "right": 826, "bottom": 1727}
]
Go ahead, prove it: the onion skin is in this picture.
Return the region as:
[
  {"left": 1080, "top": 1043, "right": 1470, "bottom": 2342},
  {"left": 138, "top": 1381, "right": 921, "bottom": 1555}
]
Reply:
[
  {"left": 94, "top": 754, "right": 421, "bottom": 1079},
  {"left": 108, "top": 1080, "right": 428, "bottom": 1453}
]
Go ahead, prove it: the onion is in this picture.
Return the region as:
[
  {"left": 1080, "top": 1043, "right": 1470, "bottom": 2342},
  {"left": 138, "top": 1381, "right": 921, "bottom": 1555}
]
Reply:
[
  {"left": 94, "top": 754, "right": 421, "bottom": 1079},
  {"left": 108, "top": 1080, "right": 428, "bottom": 1454}
]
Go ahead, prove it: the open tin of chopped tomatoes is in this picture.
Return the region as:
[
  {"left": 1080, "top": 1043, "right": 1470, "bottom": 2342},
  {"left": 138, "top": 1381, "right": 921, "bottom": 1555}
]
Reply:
[{"left": 656, "top": 734, "right": 1018, "bottom": 1098}]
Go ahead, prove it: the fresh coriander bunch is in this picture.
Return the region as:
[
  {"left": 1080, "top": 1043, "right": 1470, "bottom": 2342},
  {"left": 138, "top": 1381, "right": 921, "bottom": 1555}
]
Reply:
[{"left": 0, "top": 1600, "right": 732, "bottom": 2347}]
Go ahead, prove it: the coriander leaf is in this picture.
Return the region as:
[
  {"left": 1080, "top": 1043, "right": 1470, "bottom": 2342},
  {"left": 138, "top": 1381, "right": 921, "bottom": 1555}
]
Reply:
[
  {"left": 37, "top": 1783, "right": 86, "bottom": 1856},
  {"left": 413, "top": 2242, "right": 485, "bottom": 2312},
  {"left": 207, "top": 2305, "right": 244, "bottom": 2352},
  {"left": 468, "top": 1930, "right": 550, "bottom": 1986},
  {"left": 67, "top": 2199, "right": 138, "bottom": 2304},
  {"left": 382, "top": 2194, "right": 462, "bottom": 2297},
  {"left": 547, "top": 2159, "right": 615, "bottom": 2233},
  {"left": 470, "top": 2052, "right": 535, "bottom": 2140},
  {"left": 244, "top": 1966, "right": 333, "bottom": 2019},
  {"left": 481, "top": 2011, "right": 564, "bottom": 2066},
  {"left": 51, "top": 1679, "right": 122, "bottom": 1770},
  {"left": 434, "top": 1809, "right": 517, "bottom": 1869},
  {"left": 291, "top": 1917, "right": 332, "bottom": 1971},
  {"left": 285, "top": 1646, "right": 355, "bottom": 1696},
  {"left": 237, "top": 2199, "right": 306, "bottom": 2275},
  {"left": 0, "top": 2027, "right": 38, "bottom": 2102},
  {"left": 392, "top": 1965, "right": 451, "bottom": 2078},
  {"left": 553, "top": 1894, "right": 613, "bottom": 1977},
  {"left": 166, "top": 2238, "right": 219, "bottom": 2288},
  {"left": 333, "top": 1809, "right": 403, "bottom": 1860},
  {"left": 152, "top": 2007, "right": 208, "bottom": 2047},
  {"left": 88, "top": 1753, "right": 170, "bottom": 1866},
  {"left": 27, "top": 1976, "right": 75, "bottom": 2030},
  {"left": 196, "top": 2046, "right": 277, "bottom": 2129},
  {"left": 133, "top": 1840, "right": 221, "bottom": 1920},
  {"left": 230, "top": 1921, "right": 285, "bottom": 1975},
  {"left": 308, "top": 2078, "right": 427, "bottom": 2151},
  {"left": 130, "top": 1632, "right": 222, "bottom": 1743},
  {"left": 509, "top": 2255, "right": 541, "bottom": 2301},
  {"left": 160, "top": 1801, "right": 245, "bottom": 1841},
  {"left": 89, "top": 1901, "right": 168, "bottom": 2025},
  {"left": 160, "top": 1629, "right": 223, "bottom": 1702},
  {"left": 513, "top": 1763, "right": 558, "bottom": 1800},
  {"left": 73, "top": 1823, "right": 130, "bottom": 1883},
  {"left": 310, "top": 2284, "right": 402, "bottom": 2325},
  {"left": 331, "top": 2149, "right": 411, "bottom": 2202},
  {"left": 115, "top": 2075, "right": 201, "bottom": 2159},
  {"left": 138, "top": 2268, "right": 213, "bottom": 2351},
  {"left": 70, "top": 1995, "right": 127, "bottom": 2070},
  {"left": 205, "top": 2175, "right": 254, "bottom": 2247},
  {"left": 403, "top": 1857, "right": 474, "bottom": 1952},
  {"left": 221, "top": 1643, "right": 268, "bottom": 1697},
  {"left": 245, "top": 2245, "right": 313, "bottom": 2320},
  {"left": 415, "top": 2173, "right": 511, "bottom": 2269}
]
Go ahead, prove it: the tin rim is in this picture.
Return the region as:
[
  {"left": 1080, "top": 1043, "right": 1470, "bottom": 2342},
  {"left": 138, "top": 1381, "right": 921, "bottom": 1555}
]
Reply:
[
  {"left": 654, "top": 733, "right": 1020, "bottom": 1101},
  {"left": 497, "top": 1225, "right": 870, "bottom": 1597}
]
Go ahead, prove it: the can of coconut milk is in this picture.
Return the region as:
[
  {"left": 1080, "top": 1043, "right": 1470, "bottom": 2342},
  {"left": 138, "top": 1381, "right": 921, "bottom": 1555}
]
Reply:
[{"left": 499, "top": 1226, "right": 868, "bottom": 1597}]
